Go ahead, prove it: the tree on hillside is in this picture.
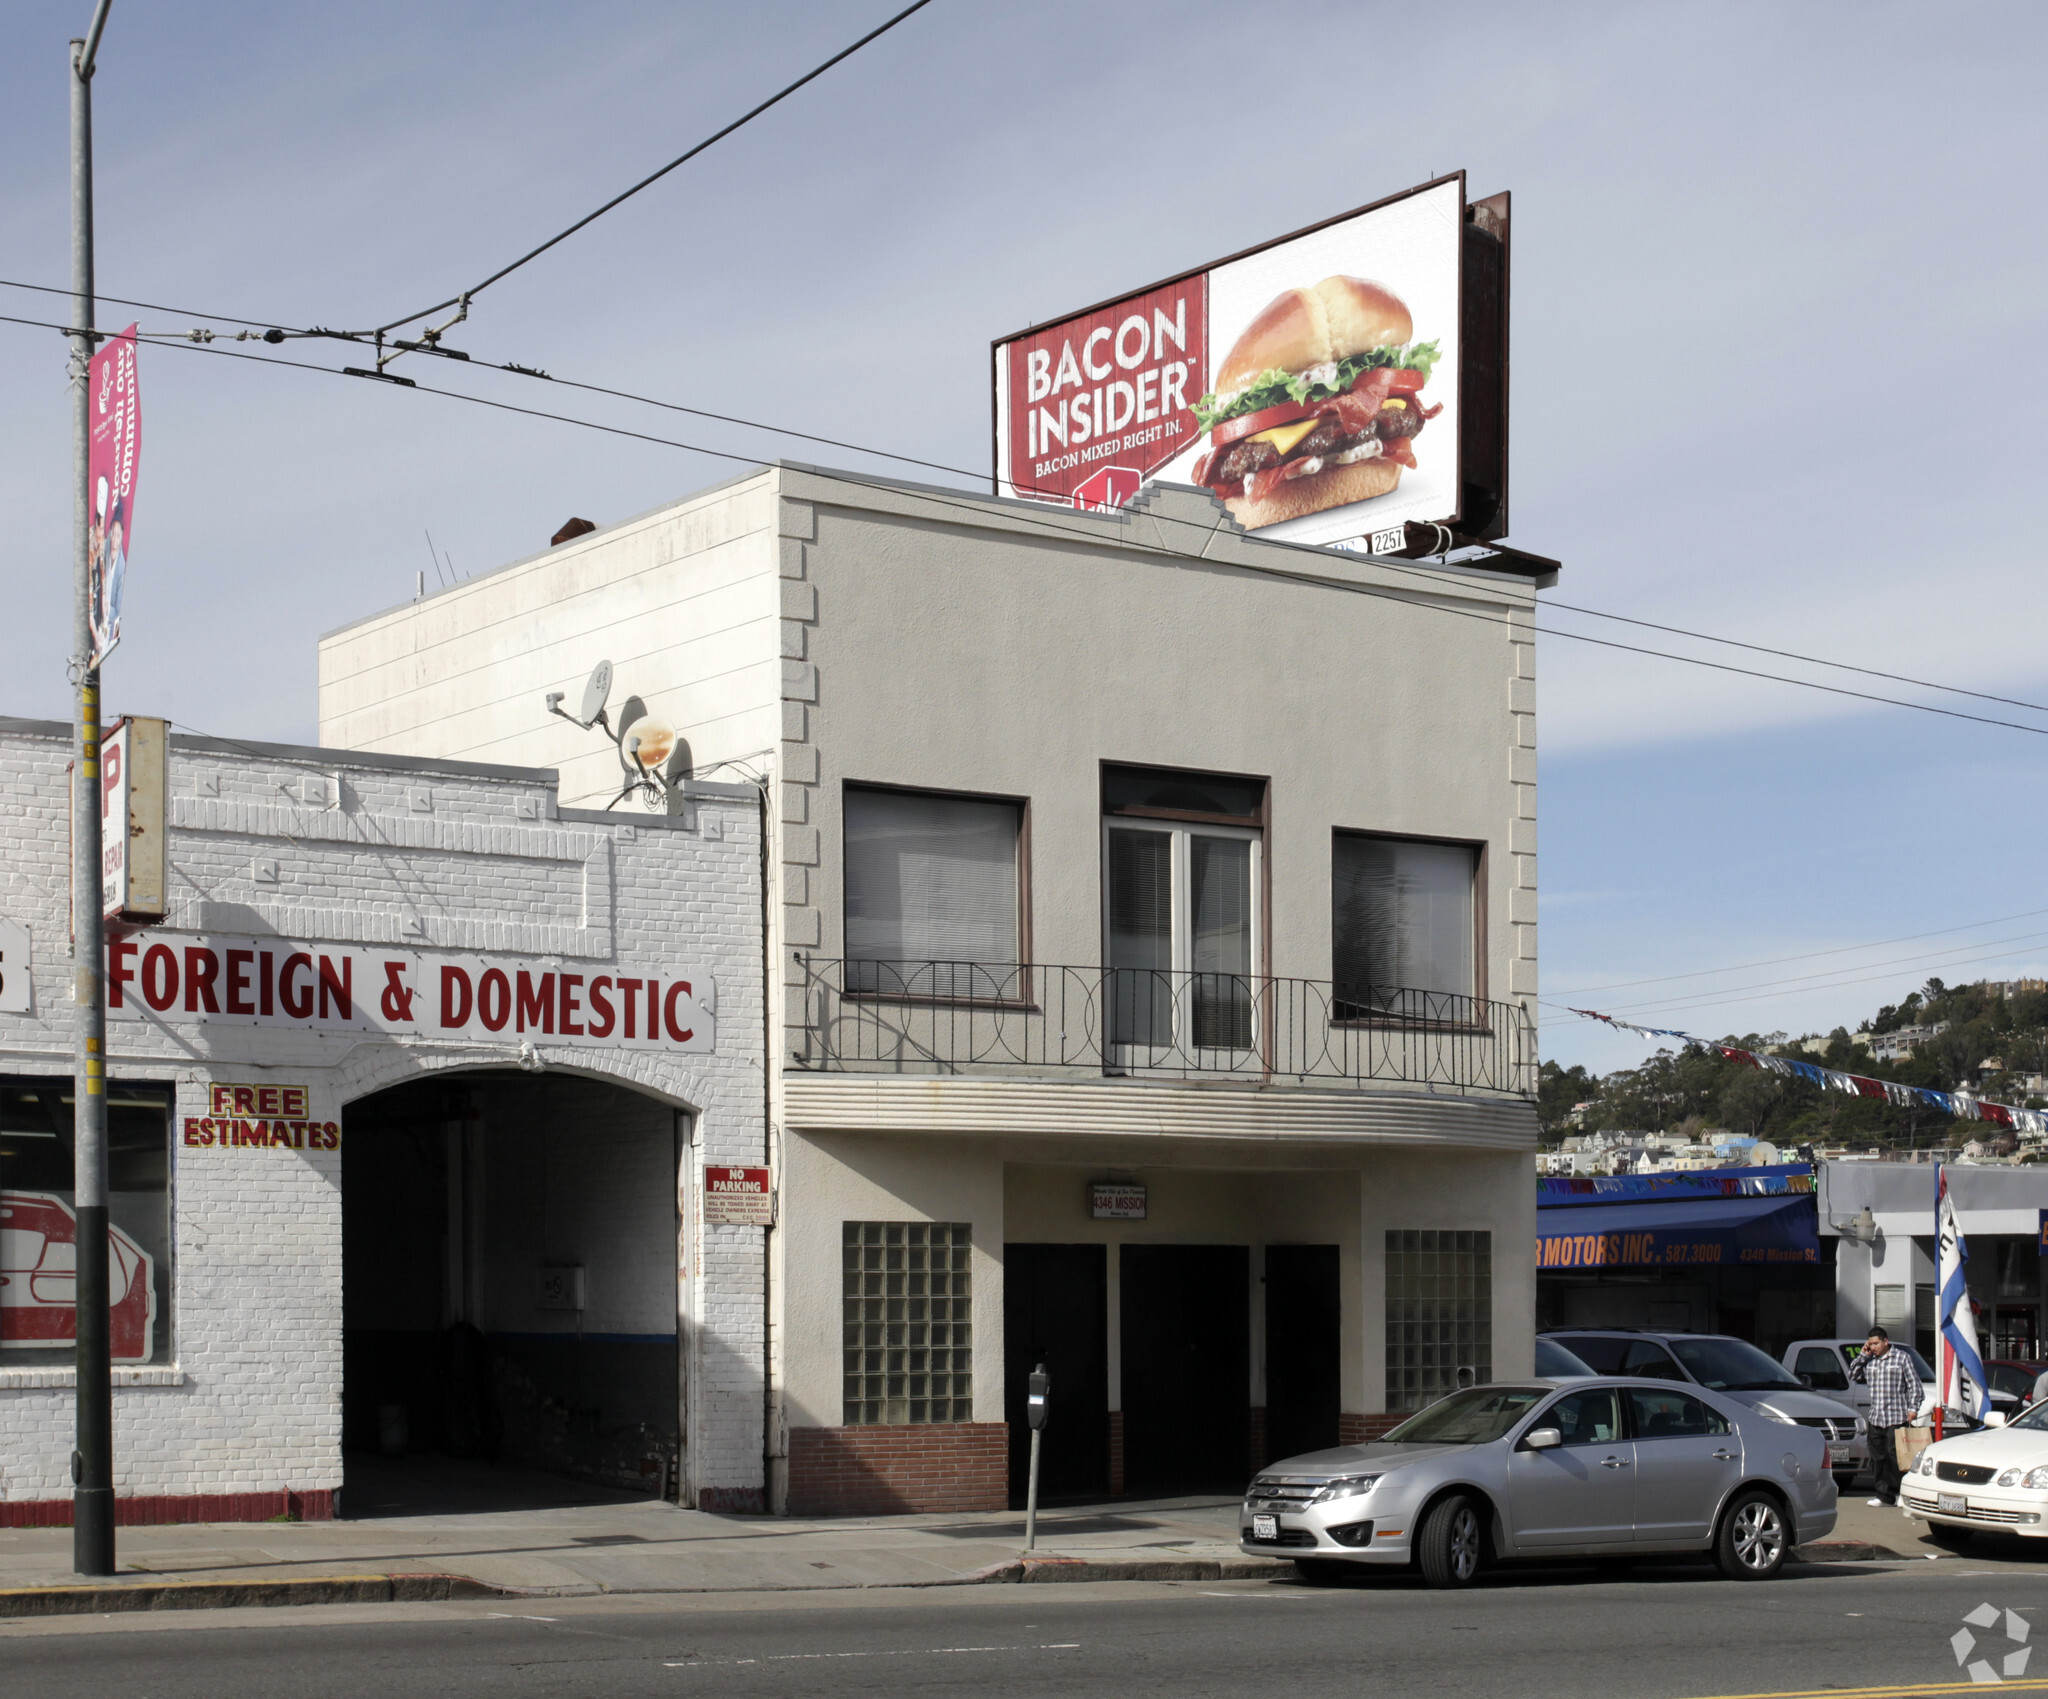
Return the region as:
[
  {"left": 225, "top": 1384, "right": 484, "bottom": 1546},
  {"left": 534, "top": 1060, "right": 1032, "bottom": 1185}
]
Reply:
[
  {"left": 1718, "top": 1067, "right": 1784, "bottom": 1140},
  {"left": 1537, "top": 1060, "right": 1593, "bottom": 1137}
]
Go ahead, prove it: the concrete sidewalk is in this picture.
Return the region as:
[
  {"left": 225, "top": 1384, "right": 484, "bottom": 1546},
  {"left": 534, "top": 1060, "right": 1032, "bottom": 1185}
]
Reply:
[
  {"left": 0, "top": 1460, "right": 1988, "bottom": 1617},
  {"left": 0, "top": 1457, "right": 1278, "bottom": 1614}
]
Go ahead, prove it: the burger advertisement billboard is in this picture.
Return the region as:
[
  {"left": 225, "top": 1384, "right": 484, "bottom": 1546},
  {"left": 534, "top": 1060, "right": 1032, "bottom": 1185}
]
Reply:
[{"left": 993, "top": 175, "right": 1507, "bottom": 550}]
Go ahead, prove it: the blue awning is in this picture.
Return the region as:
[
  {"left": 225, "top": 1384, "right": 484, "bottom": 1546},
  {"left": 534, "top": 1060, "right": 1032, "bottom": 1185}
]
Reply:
[{"left": 1535, "top": 1194, "right": 1818, "bottom": 1270}]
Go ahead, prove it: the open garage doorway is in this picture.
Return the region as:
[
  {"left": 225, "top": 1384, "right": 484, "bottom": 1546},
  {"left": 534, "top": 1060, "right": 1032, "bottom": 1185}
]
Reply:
[{"left": 340, "top": 1070, "right": 686, "bottom": 1517}]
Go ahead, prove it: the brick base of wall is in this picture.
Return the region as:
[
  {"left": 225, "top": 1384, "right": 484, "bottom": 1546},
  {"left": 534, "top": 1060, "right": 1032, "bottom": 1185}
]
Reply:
[
  {"left": 787, "top": 1423, "right": 1007, "bottom": 1516},
  {"left": 1248, "top": 1406, "right": 1268, "bottom": 1473},
  {"left": 1108, "top": 1410, "right": 1124, "bottom": 1497},
  {"left": 1339, "top": 1412, "right": 1405, "bottom": 1445},
  {"left": 697, "top": 1485, "right": 766, "bottom": 1514},
  {"left": 0, "top": 1489, "right": 336, "bottom": 1528}
]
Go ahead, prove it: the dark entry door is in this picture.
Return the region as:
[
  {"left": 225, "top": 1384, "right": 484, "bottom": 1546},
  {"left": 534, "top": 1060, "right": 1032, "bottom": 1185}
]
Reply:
[
  {"left": 1264, "top": 1245, "right": 1340, "bottom": 1465},
  {"left": 1120, "top": 1245, "right": 1249, "bottom": 1495},
  {"left": 1004, "top": 1244, "right": 1109, "bottom": 1506}
]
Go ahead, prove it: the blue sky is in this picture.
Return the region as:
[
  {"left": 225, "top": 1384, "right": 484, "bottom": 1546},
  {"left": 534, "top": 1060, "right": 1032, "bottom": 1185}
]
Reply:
[{"left": 2, "top": 1, "right": 2044, "bottom": 1075}]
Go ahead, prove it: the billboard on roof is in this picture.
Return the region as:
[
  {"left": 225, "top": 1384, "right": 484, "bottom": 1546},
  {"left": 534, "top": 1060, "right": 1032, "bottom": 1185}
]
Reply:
[{"left": 992, "top": 175, "right": 1508, "bottom": 551}]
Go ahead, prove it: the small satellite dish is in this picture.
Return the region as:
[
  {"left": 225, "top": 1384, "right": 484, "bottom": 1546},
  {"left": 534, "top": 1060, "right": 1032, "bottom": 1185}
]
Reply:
[
  {"left": 577, "top": 660, "right": 613, "bottom": 729},
  {"left": 625, "top": 714, "right": 678, "bottom": 772}
]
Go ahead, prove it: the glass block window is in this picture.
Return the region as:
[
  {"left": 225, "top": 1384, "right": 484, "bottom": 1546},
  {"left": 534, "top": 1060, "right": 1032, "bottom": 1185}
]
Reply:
[
  {"left": 1385, "top": 1229, "right": 1492, "bottom": 1412},
  {"left": 843, "top": 1222, "right": 973, "bottom": 1425}
]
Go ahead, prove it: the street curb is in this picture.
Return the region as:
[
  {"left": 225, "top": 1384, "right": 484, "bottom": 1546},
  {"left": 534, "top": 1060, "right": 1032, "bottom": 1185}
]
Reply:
[
  {"left": 0, "top": 1573, "right": 507, "bottom": 1618},
  {"left": 1793, "top": 1541, "right": 1915, "bottom": 1562},
  {"left": 0, "top": 1545, "right": 1922, "bottom": 1615},
  {"left": 969, "top": 1555, "right": 1296, "bottom": 1584}
]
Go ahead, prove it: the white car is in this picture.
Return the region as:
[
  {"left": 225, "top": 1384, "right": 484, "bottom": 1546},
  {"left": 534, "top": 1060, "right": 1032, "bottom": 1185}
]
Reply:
[{"left": 1900, "top": 1405, "right": 2048, "bottom": 1544}]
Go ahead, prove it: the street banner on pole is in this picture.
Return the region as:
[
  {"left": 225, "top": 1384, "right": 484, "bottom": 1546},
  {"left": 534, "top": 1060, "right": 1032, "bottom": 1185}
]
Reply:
[
  {"left": 86, "top": 323, "right": 140, "bottom": 667},
  {"left": 1936, "top": 1165, "right": 1990, "bottom": 1424}
]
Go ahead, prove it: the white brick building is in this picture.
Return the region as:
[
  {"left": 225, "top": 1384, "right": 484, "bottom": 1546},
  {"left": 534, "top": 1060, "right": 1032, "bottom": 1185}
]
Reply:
[
  {"left": 0, "top": 716, "right": 765, "bottom": 1524},
  {"left": 321, "top": 466, "right": 1545, "bottom": 1516}
]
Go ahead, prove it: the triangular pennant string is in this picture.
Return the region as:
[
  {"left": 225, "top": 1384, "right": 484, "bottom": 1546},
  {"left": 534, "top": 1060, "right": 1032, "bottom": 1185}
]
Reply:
[{"left": 1558, "top": 1006, "right": 2039, "bottom": 1136}]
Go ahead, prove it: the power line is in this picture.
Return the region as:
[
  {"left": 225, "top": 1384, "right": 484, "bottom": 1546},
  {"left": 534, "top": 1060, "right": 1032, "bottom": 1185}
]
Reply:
[
  {"left": 0, "top": 276, "right": 294, "bottom": 333},
  {"left": 12, "top": 284, "right": 2048, "bottom": 730},
  {"left": 1538, "top": 599, "right": 2048, "bottom": 719},
  {"left": 1546, "top": 905, "right": 2048, "bottom": 997},
  {"left": 1537, "top": 929, "right": 2048, "bottom": 1026},
  {"left": 365, "top": 0, "right": 938, "bottom": 337},
  {"left": 11, "top": 302, "right": 2048, "bottom": 741},
  {"left": 1536, "top": 931, "right": 2048, "bottom": 1034}
]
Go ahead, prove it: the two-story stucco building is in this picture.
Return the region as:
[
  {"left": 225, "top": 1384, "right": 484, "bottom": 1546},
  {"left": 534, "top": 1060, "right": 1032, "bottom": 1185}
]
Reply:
[{"left": 318, "top": 465, "right": 1547, "bottom": 1515}]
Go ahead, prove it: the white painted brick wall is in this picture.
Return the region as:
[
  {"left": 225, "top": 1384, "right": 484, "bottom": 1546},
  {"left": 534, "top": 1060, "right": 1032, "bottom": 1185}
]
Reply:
[{"left": 0, "top": 717, "right": 765, "bottom": 1510}]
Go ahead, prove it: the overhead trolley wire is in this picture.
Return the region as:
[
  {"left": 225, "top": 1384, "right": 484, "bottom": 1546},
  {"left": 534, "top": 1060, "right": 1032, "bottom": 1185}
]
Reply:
[
  {"left": 1537, "top": 924, "right": 2048, "bottom": 1022},
  {"left": 10, "top": 276, "right": 2048, "bottom": 728},
  {"left": 363, "top": 0, "right": 938, "bottom": 337},
  {"left": 1534, "top": 928, "right": 2048, "bottom": 1028},
  {"left": 9, "top": 302, "right": 2048, "bottom": 742},
  {"left": 0, "top": 275, "right": 295, "bottom": 334},
  {"left": 1545, "top": 904, "right": 2048, "bottom": 998}
]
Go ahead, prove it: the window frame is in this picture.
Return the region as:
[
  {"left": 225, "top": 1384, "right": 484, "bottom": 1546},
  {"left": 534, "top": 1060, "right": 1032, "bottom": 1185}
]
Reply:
[
  {"left": 838, "top": 780, "right": 1032, "bottom": 1010},
  {"left": 1105, "top": 765, "right": 1261, "bottom": 1003},
  {"left": 1099, "top": 762, "right": 1271, "bottom": 1063},
  {"left": 0, "top": 1075, "right": 176, "bottom": 1367},
  {"left": 1099, "top": 816, "right": 1266, "bottom": 985},
  {"left": 1328, "top": 826, "right": 1489, "bottom": 1028},
  {"left": 1100, "top": 760, "right": 1269, "bottom": 831}
]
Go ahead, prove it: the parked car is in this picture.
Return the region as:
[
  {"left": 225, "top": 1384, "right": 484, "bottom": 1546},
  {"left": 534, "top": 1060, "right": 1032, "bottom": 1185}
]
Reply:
[
  {"left": 1899, "top": 1401, "right": 2048, "bottom": 1545},
  {"left": 1241, "top": 1376, "right": 1835, "bottom": 1587},
  {"left": 1534, "top": 1337, "right": 1597, "bottom": 1378},
  {"left": 1782, "top": 1337, "right": 2017, "bottom": 1435},
  {"left": 1985, "top": 1358, "right": 2048, "bottom": 1407},
  {"left": 1547, "top": 1330, "right": 1867, "bottom": 1491}
]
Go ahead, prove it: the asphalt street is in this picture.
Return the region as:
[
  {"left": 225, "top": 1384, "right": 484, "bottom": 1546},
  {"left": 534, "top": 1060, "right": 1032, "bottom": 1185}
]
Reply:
[{"left": 8, "top": 1559, "right": 2048, "bottom": 1699}]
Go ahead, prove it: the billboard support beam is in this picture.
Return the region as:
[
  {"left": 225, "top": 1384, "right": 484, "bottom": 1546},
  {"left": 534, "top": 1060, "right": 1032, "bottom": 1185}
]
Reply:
[{"left": 69, "top": 0, "right": 116, "bottom": 1580}]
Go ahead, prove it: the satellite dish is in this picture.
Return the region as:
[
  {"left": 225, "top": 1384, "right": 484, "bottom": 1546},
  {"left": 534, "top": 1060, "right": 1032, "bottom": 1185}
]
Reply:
[
  {"left": 625, "top": 715, "right": 677, "bottom": 772},
  {"left": 577, "top": 660, "right": 613, "bottom": 729}
]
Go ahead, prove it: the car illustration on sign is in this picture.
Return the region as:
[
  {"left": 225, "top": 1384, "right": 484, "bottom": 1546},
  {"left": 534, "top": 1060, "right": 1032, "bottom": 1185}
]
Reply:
[{"left": 0, "top": 1191, "right": 156, "bottom": 1361}]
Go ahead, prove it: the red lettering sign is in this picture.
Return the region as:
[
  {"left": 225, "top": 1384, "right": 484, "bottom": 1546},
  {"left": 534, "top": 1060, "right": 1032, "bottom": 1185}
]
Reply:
[{"left": 106, "top": 936, "right": 714, "bottom": 1054}]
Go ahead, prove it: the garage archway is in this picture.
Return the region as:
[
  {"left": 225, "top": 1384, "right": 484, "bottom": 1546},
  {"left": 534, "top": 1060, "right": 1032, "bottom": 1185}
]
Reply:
[{"left": 340, "top": 1068, "right": 687, "bottom": 1516}]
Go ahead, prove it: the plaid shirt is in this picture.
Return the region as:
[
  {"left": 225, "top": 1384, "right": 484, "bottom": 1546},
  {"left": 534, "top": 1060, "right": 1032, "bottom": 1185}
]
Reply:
[{"left": 1850, "top": 1345, "right": 1924, "bottom": 1429}]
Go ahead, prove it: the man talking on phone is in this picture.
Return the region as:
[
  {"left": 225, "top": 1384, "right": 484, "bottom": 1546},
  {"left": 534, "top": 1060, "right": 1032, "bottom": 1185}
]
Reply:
[{"left": 1848, "top": 1326, "right": 1923, "bottom": 1507}]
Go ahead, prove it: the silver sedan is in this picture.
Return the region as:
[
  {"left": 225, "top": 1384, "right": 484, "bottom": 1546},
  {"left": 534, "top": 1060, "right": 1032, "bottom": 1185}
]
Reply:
[{"left": 1240, "top": 1377, "right": 1837, "bottom": 1587}]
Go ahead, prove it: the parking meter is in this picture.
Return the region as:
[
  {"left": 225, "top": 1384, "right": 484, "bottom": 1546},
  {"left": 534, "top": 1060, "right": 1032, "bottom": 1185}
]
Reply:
[
  {"left": 1028, "top": 1363, "right": 1051, "bottom": 1431},
  {"left": 1025, "top": 1362, "right": 1050, "bottom": 1550}
]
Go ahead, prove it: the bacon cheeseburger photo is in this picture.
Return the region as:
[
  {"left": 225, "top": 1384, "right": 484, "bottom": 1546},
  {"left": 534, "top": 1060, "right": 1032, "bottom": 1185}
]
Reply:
[{"left": 1188, "top": 276, "right": 1439, "bottom": 529}]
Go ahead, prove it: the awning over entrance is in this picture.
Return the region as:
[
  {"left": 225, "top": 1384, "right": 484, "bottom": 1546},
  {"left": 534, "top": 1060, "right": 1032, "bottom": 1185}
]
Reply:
[{"left": 1535, "top": 1195, "right": 1818, "bottom": 1270}]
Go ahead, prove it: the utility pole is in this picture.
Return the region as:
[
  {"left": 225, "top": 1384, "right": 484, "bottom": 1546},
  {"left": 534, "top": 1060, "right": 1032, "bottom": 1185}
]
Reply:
[{"left": 69, "top": 0, "right": 115, "bottom": 1579}]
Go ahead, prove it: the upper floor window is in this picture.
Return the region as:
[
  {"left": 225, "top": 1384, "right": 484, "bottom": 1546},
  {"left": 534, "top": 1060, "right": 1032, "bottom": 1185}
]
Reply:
[
  {"left": 1102, "top": 764, "right": 1265, "bottom": 1052},
  {"left": 1332, "top": 832, "right": 1478, "bottom": 1016},
  {"left": 843, "top": 785, "right": 1023, "bottom": 997}
]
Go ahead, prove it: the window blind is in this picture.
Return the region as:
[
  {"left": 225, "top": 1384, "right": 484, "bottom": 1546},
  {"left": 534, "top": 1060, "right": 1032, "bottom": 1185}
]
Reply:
[
  {"left": 1332, "top": 835, "right": 1476, "bottom": 1002},
  {"left": 844, "top": 789, "right": 1020, "bottom": 994}
]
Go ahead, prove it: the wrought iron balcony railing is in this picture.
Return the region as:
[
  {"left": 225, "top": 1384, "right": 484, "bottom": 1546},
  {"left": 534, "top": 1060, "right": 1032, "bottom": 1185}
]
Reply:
[{"left": 789, "top": 958, "right": 1535, "bottom": 1098}]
